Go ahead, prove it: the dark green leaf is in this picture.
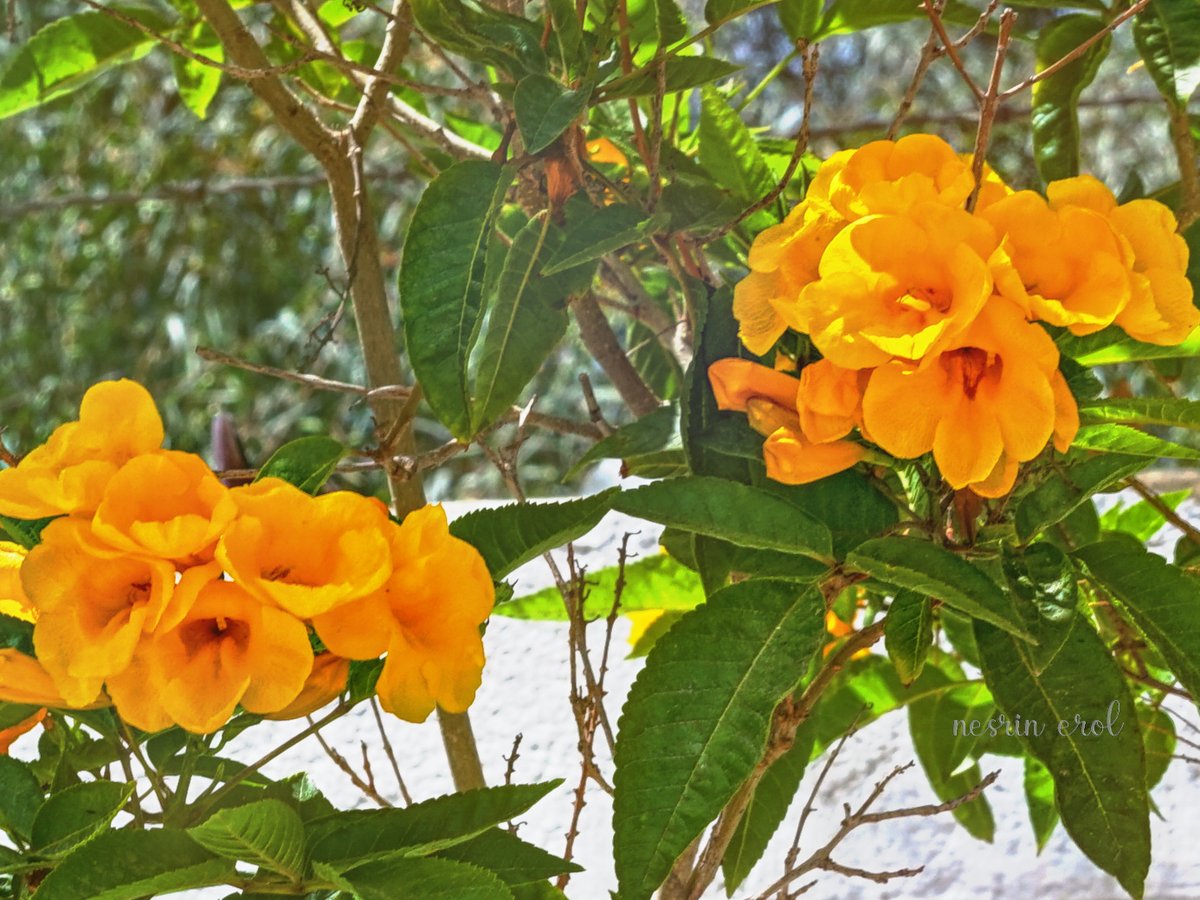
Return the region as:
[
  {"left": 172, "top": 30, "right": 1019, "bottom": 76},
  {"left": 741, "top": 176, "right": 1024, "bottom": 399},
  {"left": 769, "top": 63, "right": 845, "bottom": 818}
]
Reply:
[
  {"left": 410, "top": 0, "right": 546, "bottom": 79},
  {"left": 612, "top": 476, "right": 833, "bottom": 561},
  {"left": 31, "top": 781, "right": 133, "bottom": 856},
  {"left": 1076, "top": 540, "right": 1200, "bottom": 708},
  {"left": 846, "top": 537, "right": 1033, "bottom": 640},
  {"left": 1015, "top": 454, "right": 1149, "bottom": 542},
  {"left": 566, "top": 405, "right": 680, "bottom": 479},
  {"left": 698, "top": 87, "right": 777, "bottom": 207},
  {"left": 704, "top": 0, "right": 756, "bottom": 24},
  {"left": 189, "top": 799, "right": 306, "bottom": 878},
  {"left": 340, "top": 856, "right": 514, "bottom": 900},
  {"left": 1070, "top": 423, "right": 1200, "bottom": 459},
  {"left": 1133, "top": 0, "right": 1200, "bottom": 107},
  {"left": 435, "top": 828, "right": 580, "bottom": 886},
  {"left": 254, "top": 435, "right": 345, "bottom": 494},
  {"left": 0, "top": 756, "right": 42, "bottom": 841},
  {"left": 601, "top": 56, "right": 741, "bottom": 100},
  {"left": 0, "top": 702, "right": 41, "bottom": 730},
  {"left": 764, "top": 471, "right": 899, "bottom": 559},
  {"left": 1024, "top": 757, "right": 1059, "bottom": 853},
  {"left": 514, "top": 75, "right": 590, "bottom": 154},
  {"left": 542, "top": 202, "right": 661, "bottom": 276},
  {"left": 655, "top": 0, "right": 688, "bottom": 44},
  {"left": 885, "top": 591, "right": 933, "bottom": 685},
  {"left": 0, "top": 514, "right": 57, "bottom": 550},
  {"left": 450, "top": 490, "right": 616, "bottom": 580},
  {"left": 0, "top": 614, "right": 35, "bottom": 656},
  {"left": 613, "top": 580, "right": 825, "bottom": 899},
  {"left": 1031, "top": 15, "right": 1110, "bottom": 184},
  {"left": 33, "top": 828, "right": 236, "bottom": 900},
  {"left": 399, "top": 160, "right": 515, "bottom": 439}
]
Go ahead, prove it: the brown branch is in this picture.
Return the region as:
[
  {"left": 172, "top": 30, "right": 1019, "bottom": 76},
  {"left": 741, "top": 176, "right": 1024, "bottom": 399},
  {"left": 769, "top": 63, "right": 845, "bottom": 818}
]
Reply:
[
  {"left": 572, "top": 292, "right": 662, "bottom": 418},
  {"left": 370, "top": 697, "right": 413, "bottom": 805},
  {"left": 921, "top": 0, "right": 983, "bottom": 101},
  {"left": 309, "top": 718, "right": 394, "bottom": 806},
  {"left": 1169, "top": 103, "right": 1200, "bottom": 232},
  {"left": 966, "top": 9, "right": 1016, "bottom": 212},
  {"left": 1128, "top": 477, "right": 1200, "bottom": 546}
]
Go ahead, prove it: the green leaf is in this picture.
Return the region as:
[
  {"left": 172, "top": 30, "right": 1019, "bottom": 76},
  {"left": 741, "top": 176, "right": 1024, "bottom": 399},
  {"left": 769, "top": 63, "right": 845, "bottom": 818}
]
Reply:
[
  {"left": 764, "top": 471, "right": 899, "bottom": 559},
  {"left": 254, "top": 435, "right": 345, "bottom": 493},
  {"left": 0, "top": 756, "right": 43, "bottom": 841},
  {"left": 613, "top": 580, "right": 825, "bottom": 900},
  {"left": 1076, "top": 541, "right": 1200, "bottom": 709},
  {"left": 340, "top": 856, "right": 514, "bottom": 900},
  {"left": 1070, "top": 423, "right": 1200, "bottom": 459},
  {"left": 1014, "top": 453, "right": 1149, "bottom": 542},
  {"left": 542, "top": 201, "right": 660, "bottom": 276},
  {"left": 698, "top": 87, "right": 777, "bottom": 207},
  {"left": 1031, "top": 14, "right": 1110, "bottom": 184},
  {"left": 777, "top": 0, "right": 823, "bottom": 40},
  {"left": 1024, "top": 757, "right": 1059, "bottom": 853},
  {"left": 399, "top": 160, "right": 515, "bottom": 439},
  {"left": 0, "top": 513, "right": 57, "bottom": 550},
  {"left": 410, "top": 0, "right": 546, "bottom": 79},
  {"left": 884, "top": 591, "right": 933, "bottom": 685},
  {"left": 189, "top": 799, "right": 306, "bottom": 878},
  {"left": 1082, "top": 396, "right": 1200, "bottom": 430},
  {"left": 566, "top": 405, "right": 680, "bottom": 479},
  {"left": 0, "top": 9, "right": 165, "bottom": 120},
  {"left": 0, "top": 702, "right": 41, "bottom": 731},
  {"left": 704, "top": 0, "right": 756, "bottom": 24},
  {"left": 975, "top": 613, "right": 1149, "bottom": 899},
  {"left": 813, "top": 0, "right": 981, "bottom": 38},
  {"left": 1133, "top": 0, "right": 1200, "bottom": 107},
  {"left": 309, "top": 782, "right": 561, "bottom": 868},
  {"left": 0, "top": 613, "right": 35, "bottom": 656},
  {"left": 514, "top": 75, "right": 590, "bottom": 154},
  {"left": 611, "top": 476, "right": 833, "bottom": 561},
  {"left": 1139, "top": 703, "right": 1175, "bottom": 790},
  {"left": 31, "top": 781, "right": 133, "bottom": 857},
  {"left": 1099, "top": 489, "right": 1188, "bottom": 542},
  {"left": 1057, "top": 325, "right": 1200, "bottom": 364},
  {"left": 435, "top": 828, "right": 580, "bottom": 886},
  {"left": 846, "top": 537, "right": 1033, "bottom": 641},
  {"left": 655, "top": 0, "right": 688, "bottom": 44},
  {"left": 449, "top": 490, "right": 616, "bottom": 580},
  {"left": 601, "top": 56, "right": 741, "bottom": 100},
  {"left": 499, "top": 553, "right": 703, "bottom": 620},
  {"left": 172, "top": 21, "right": 223, "bottom": 120},
  {"left": 33, "top": 828, "right": 236, "bottom": 900}
]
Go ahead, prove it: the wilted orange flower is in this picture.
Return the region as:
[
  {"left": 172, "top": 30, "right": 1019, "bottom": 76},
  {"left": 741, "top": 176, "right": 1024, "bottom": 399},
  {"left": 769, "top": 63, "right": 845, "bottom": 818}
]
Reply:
[
  {"left": 313, "top": 505, "right": 494, "bottom": 723},
  {"left": 0, "top": 380, "right": 163, "bottom": 519},
  {"left": 92, "top": 450, "right": 238, "bottom": 563},
  {"left": 265, "top": 652, "right": 349, "bottom": 720},
  {"left": 1046, "top": 175, "right": 1198, "bottom": 345},
  {"left": 109, "top": 571, "right": 312, "bottom": 734},
  {"left": 862, "top": 300, "right": 1077, "bottom": 492},
  {"left": 23, "top": 519, "right": 183, "bottom": 706},
  {"left": 217, "top": 478, "right": 393, "bottom": 619},
  {"left": 786, "top": 203, "right": 997, "bottom": 369},
  {"left": 984, "top": 189, "right": 1131, "bottom": 335},
  {"left": 0, "top": 541, "right": 33, "bottom": 623}
]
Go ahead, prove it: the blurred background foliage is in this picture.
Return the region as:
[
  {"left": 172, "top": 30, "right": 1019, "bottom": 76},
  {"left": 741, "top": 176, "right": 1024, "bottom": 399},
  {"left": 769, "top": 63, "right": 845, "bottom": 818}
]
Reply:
[{"left": 0, "top": 0, "right": 1193, "bottom": 497}]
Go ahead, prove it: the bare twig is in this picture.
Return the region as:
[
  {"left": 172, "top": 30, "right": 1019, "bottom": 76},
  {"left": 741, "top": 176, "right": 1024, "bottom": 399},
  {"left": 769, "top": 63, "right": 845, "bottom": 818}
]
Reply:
[
  {"left": 370, "top": 697, "right": 413, "bottom": 805},
  {"left": 1168, "top": 103, "right": 1200, "bottom": 232},
  {"left": 1128, "top": 477, "right": 1200, "bottom": 546},
  {"left": 578, "top": 373, "right": 616, "bottom": 437},
  {"left": 966, "top": 9, "right": 1016, "bottom": 212},
  {"left": 503, "top": 733, "right": 523, "bottom": 787},
  {"left": 309, "top": 717, "right": 394, "bottom": 806},
  {"left": 921, "top": 0, "right": 983, "bottom": 101}
]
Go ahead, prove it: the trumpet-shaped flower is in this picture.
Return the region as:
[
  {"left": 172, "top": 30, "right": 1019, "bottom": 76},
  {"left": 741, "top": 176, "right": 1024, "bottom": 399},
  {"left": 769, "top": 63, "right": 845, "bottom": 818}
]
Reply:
[
  {"left": 787, "top": 203, "right": 997, "bottom": 368},
  {"left": 0, "top": 542, "right": 33, "bottom": 623},
  {"left": 797, "top": 360, "right": 868, "bottom": 444},
  {"left": 92, "top": 450, "right": 238, "bottom": 563},
  {"left": 0, "top": 380, "right": 163, "bottom": 519},
  {"left": 264, "top": 651, "right": 349, "bottom": 720},
  {"left": 0, "top": 650, "right": 74, "bottom": 707},
  {"left": 217, "top": 479, "right": 393, "bottom": 619},
  {"left": 313, "top": 505, "right": 494, "bottom": 723},
  {"left": 862, "top": 300, "right": 1077, "bottom": 492}
]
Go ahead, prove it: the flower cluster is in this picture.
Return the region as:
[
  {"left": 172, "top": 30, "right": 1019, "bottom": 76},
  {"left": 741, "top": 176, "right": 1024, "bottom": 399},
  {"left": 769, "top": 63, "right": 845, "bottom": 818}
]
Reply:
[
  {"left": 0, "top": 381, "right": 493, "bottom": 734},
  {"left": 715, "top": 134, "right": 1198, "bottom": 496}
]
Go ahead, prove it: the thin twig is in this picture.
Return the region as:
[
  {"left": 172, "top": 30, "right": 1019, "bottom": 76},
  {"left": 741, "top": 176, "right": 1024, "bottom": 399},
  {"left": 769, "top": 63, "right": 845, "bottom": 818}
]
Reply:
[
  {"left": 310, "top": 716, "right": 395, "bottom": 806},
  {"left": 370, "top": 697, "right": 413, "bottom": 805},
  {"left": 966, "top": 9, "right": 1016, "bottom": 212},
  {"left": 1128, "top": 477, "right": 1200, "bottom": 546},
  {"left": 921, "top": 0, "right": 983, "bottom": 101}
]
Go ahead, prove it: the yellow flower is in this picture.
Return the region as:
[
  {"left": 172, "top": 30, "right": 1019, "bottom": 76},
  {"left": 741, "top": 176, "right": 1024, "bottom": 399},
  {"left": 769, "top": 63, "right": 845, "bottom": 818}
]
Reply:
[
  {"left": 0, "top": 542, "right": 34, "bottom": 623},
  {"left": 0, "top": 380, "right": 163, "bottom": 519},
  {"left": 23, "top": 519, "right": 184, "bottom": 707},
  {"left": 1045, "top": 175, "right": 1198, "bottom": 345},
  {"left": 797, "top": 360, "right": 868, "bottom": 444},
  {"left": 862, "top": 300, "right": 1075, "bottom": 492},
  {"left": 586, "top": 137, "right": 628, "bottom": 168},
  {"left": 0, "top": 650, "right": 73, "bottom": 707},
  {"left": 217, "top": 478, "right": 393, "bottom": 619},
  {"left": 91, "top": 450, "right": 238, "bottom": 563},
  {"left": 709, "top": 357, "right": 801, "bottom": 413},
  {"left": 313, "top": 505, "right": 494, "bottom": 723},
  {"left": 762, "top": 429, "right": 866, "bottom": 485},
  {"left": 787, "top": 203, "right": 997, "bottom": 368},
  {"left": 109, "top": 571, "right": 313, "bottom": 734},
  {"left": 983, "top": 188, "right": 1131, "bottom": 335},
  {"left": 264, "top": 651, "right": 350, "bottom": 720}
]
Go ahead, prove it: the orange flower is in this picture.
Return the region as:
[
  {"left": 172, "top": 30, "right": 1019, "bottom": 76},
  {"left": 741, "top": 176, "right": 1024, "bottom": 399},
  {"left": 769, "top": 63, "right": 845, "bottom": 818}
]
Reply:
[
  {"left": 22, "top": 519, "right": 184, "bottom": 706},
  {"left": 983, "top": 189, "right": 1131, "bottom": 335},
  {"left": 797, "top": 360, "right": 868, "bottom": 444},
  {"left": 0, "top": 650, "right": 73, "bottom": 706},
  {"left": 264, "top": 652, "right": 349, "bottom": 720},
  {"left": 0, "top": 380, "right": 163, "bottom": 519},
  {"left": 109, "top": 571, "right": 313, "bottom": 734},
  {"left": 762, "top": 429, "right": 866, "bottom": 485},
  {"left": 0, "top": 708, "right": 46, "bottom": 754},
  {"left": 709, "top": 357, "right": 800, "bottom": 413},
  {"left": 786, "top": 203, "right": 997, "bottom": 368},
  {"left": 587, "top": 137, "right": 628, "bottom": 168},
  {"left": 91, "top": 450, "right": 238, "bottom": 563},
  {"left": 0, "top": 541, "right": 34, "bottom": 623},
  {"left": 216, "top": 479, "right": 393, "bottom": 619},
  {"left": 862, "top": 300, "right": 1076, "bottom": 492},
  {"left": 313, "top": 505, "right": 494, "bottom": 723}
]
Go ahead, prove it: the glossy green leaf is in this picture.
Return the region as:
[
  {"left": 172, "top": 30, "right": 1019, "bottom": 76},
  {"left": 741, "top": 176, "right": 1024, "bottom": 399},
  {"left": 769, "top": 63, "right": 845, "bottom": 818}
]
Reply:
[
  {"left": 566, "top": 404, "right": 680, "bottom": 479},
  {"left": 254, "top": 435, "right": 345, "bottom": 494},
  {"left": 1014, "top": 453, "right": 1149, "bottom": 542},
  {"left": 499, "top": 553, "right": 703, "bottom": 620},
  {"left": 189, "top": 799, "right": 306, "bottom": 878},
  {"left": 1031, "top": 15, "right": 1110, "bottom": 184},
  {"left": 655, "top": 0, "right": 688, "bottom": 44},
  {"left": 601, "top": 56, "right": 741, "bottom": 100},
  {"left": 0, "top": 756, "right": 42, "bottom": 841},
  {"left": 1099, "top": 489, "right": 1188, "bottom": 542},
  {"left": 449, "top": 489, "right": 616, "bottom": 580},
  {"left": 1076, "top": 540, "right": 1200, "bottom": 707},
  {"left": 1070, "top": 423, "right": 1200, "bottom": 459},
  {"left": 435, "top": 828, "right": 581, "bottom": 886},
  {"left": 884, "top": 591, "right": 933, "bottom": 685},
  {"left": 846, "top": 537, "right": 1033, "bottom": 640},
  {"left": 612, "top": 476, "right": 833, "bottom": 561},
  {"left": 309, "top": 782, "right": 561, "bottom": 869},
  {"left": 1133, "top": 0, "right": 1200, "bottom": 107},
  {"left": 1024, "top": 757, "right": 1059, "bottom": 853},
  {"left": 514, "top": 75, "right": 590, "bottom": 154},
  {"left": 399, "top": 160, "right": 515, "bottom": 439},
  {"left": 339, "top": 856, "right": 514, "bottom": 900},
  {"left": 764, "top": 471, "right": 899, "bottom": 559},
  {"left": 34, "top": 829, "right": 235, "bottom": 900},
  {"left": 542, "top": 202, "right": 661, "bottom": 275},
  {"left": 1082, "top": 396, "right": 1200, "bottom": 430},
  {"left": 975, "top": 614, "right": 1148, "bottom": 899},
  {"left": 31, "top": 781, "right": 133, "bottom": 857},
  {"left": 1057, "top": 326, "right": 1200, "bottom": 364},
  {"left": 0, "top": 9, "right": 165, "bottom": 120},
  {"left": 698, "top": 86, "right": 776, "bottom": 206},
  {"left": 613, "top": 580, "right": 825, "bottom": 900},
  {"left": 172, "top": 21, "right": 223, "bottom": 120}
]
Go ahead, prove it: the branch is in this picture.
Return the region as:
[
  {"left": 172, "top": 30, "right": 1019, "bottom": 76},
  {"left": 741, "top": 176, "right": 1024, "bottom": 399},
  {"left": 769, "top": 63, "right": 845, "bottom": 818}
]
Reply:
[
  {"left": 966, "top": 9, "right": 1016, "bottom": 211},
  {"left": 1169, "top": 103, "right": 1200, "bottom": 232},
  {"left": 572, "top": 292, "right": 663, "bottom": 418}
]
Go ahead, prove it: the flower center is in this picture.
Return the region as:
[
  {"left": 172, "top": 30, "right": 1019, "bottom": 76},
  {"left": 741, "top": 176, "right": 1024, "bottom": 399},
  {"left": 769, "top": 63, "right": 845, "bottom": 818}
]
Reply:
[{"left": 945, "top": 347, "right": 998, "bottom": 400}]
